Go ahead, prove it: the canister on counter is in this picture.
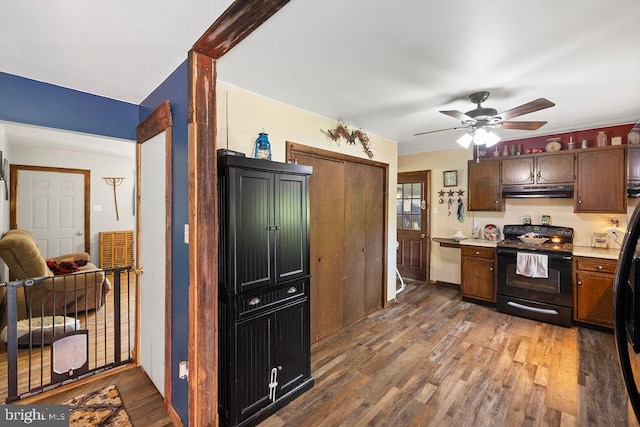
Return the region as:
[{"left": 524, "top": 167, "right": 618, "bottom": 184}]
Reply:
[{"left": 541, "top": 215, "right": 551, "bottom": 225}]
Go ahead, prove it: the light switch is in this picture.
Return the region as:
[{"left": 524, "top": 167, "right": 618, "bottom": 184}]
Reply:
[
  {"left": 184, "top": 224, "right": 189, "bottom": 244},
  {"left": 93, "top": 204, "right": 102, "bottom": 212}
]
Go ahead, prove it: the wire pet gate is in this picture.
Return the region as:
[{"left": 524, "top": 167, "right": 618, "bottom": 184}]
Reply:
[{"left": 1, "top": 266, "right": 137, "bottom": 402}]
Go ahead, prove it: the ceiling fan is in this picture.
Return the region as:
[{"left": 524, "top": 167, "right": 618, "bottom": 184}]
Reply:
[{"left": 414, "top": 91, "right": 555, "bottom": 147}]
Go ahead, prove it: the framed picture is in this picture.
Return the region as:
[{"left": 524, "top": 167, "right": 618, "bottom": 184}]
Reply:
[{"left": 443, "top": 170, "right": 457, "bottom": 187}]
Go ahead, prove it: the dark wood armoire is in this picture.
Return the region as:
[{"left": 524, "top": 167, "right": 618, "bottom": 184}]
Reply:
[{"left": 217, "top": 152, "right": 314, "bottom": 427}]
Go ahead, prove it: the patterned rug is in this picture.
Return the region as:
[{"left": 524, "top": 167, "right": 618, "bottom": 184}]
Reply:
[{"left": 64, "top": 384, "right": 133, "bottom": 426}]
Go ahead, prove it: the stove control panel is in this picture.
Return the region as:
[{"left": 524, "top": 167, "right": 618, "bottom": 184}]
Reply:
[{"left": 502, "top": 224, "right": 574, "bottom": 240}]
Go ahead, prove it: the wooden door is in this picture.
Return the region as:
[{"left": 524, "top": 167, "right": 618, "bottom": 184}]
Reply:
[
  {"left": 292, "top": 144, "right": 386, "bottom": 343},
  {"left": 294, "top": 153, "right": 345, "bottom": 342},
  {"left": 344, "top": 162, "right": 367, "bottom": 324},
  {"left": 397, "top": 171, "right": 429, "bottom": 281},
  {"left": 139, "top": 131, "right": 168, "bottom": 396},
  {"left": 364, "top": 164, "right": 384, "bottom": 313},
  {"left": 11, "top": 165, "right": 90, "bottom": 256}
]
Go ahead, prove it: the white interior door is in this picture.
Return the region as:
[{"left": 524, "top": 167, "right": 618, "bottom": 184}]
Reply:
[
  {"left": 17, "top": 170, "right": 84, "bottom": 258},
  {"left": 139, "top": 131, "right": 167, "bottom": 396}
]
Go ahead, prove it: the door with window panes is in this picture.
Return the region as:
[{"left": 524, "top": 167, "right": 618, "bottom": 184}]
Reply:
[{"left": 397, "top": 171, "right": 430, "bottom": 281}]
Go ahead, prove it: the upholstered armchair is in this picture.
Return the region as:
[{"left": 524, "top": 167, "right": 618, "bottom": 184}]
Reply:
[{"left": 0, "top": 229, "right": 111, "bottom": 316}]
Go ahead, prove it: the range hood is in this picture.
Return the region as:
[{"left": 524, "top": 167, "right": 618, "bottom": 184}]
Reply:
[{"left": 502, "top": 184, "right": 574, "bottom": 199}]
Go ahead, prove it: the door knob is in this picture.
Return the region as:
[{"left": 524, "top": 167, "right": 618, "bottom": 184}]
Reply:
[{"left": 421, "top": 234, "right": 426, "bottom": 239}]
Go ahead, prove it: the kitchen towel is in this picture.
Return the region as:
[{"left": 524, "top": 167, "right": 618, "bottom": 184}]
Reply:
[{"left": 516, "top": 252, "right": 549, "bottom": 278}]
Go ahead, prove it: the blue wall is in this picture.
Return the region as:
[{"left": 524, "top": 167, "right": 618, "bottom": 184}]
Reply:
[
  {"left": 0, "top": 72, "right": 138, "bottom": 139},
  {"left": 1, "top": 66, "right": 191, "bottom": 423},
  {"left": 139, "top": 59, "right": 190, "bottom": 424}
]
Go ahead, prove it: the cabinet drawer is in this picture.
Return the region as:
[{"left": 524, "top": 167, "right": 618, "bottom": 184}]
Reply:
[
  {"left": 238, "top": 281, "right": 307, "bottom": 318},
  {"left": 576, "top": 258, "right": 617, "bottom": 274},
  {"left": 461, "top": 246, "right": 495, "bottom": 259}
]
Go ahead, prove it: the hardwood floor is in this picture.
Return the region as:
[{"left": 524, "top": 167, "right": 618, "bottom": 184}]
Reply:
[
  {"left": 32, "top": 366, "right": 175, "bottom": 426},
  {"left": 261, "top": 282, "right": 630, "bottom": 426}
]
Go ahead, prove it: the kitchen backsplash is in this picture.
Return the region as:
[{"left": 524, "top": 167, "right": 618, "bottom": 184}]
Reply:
[{"left": 470, "top": 197, "right": 639, "bottom": 248}]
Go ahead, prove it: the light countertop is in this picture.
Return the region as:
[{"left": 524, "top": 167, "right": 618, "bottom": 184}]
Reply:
[
  {"left": 435, "top": 237, "right": 621, "bottom": 260},
  {"left": 459, "top": 238, "right": 499, "bottom": 248},
  {"left": 572, "top": 246, "right": 620, "bottom": 260}
]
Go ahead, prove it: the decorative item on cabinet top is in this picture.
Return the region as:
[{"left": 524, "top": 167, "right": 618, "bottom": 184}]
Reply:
[{"left": 254, "top": 131, "right": 272, "bottom": 160}]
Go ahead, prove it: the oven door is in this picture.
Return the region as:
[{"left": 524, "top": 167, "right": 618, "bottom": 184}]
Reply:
[{"left": 497, "top": 248, "right": 573, "bottom": 327}]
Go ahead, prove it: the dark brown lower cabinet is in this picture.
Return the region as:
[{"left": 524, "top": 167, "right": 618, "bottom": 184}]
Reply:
[
  {"left": 461, "top": 246, "right": 496, "bottom": 303},
  {"left": 574, "top": 256, "right": 616, "bottom": 329}
]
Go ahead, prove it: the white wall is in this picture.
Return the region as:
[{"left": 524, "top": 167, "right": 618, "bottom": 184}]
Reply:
[
  {"left": 399, "top": 147, "right": 639, "bottom": 285},
  {"left": 217, "top": 81, "right": 400, "bottom": 300},
  {"left": 1, "top": 123, "right": 136, "bottom": 262}
]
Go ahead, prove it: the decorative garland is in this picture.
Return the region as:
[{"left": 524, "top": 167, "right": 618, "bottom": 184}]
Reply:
[{"left": 322, "top": 120, "right": 374, "bottom": 159}]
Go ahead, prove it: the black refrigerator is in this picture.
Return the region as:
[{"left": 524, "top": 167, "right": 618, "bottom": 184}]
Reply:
[{"left": 614, "top": 201, "right": 640, "bottom": 424}]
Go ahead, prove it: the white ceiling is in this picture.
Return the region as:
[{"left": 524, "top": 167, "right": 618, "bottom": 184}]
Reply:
[{"left": 2, "top": 1, "right": 640, "bottom": 155}]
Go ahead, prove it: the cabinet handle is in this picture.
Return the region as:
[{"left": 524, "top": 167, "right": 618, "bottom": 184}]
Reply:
[
  {"left": 268, "top": 367, "right": 279, "bottom": 402},
  {"left": 266, "top": 226, "right": 275, "bottom": 231},
  {"left": 577, "top": 280, "right": 582, "bottom": 286},
  {"left": 287, "top": 287, "right": 297, "bottom": 294},
  {"left": 598, "top": 265, "right": 603, "bottom": 270},
  {"left": 489, "top": 267, "right": 493, "bottom": 271},
  {"left": 248, "top": 297, "right": 261, "bottom": 306},
  {"left": 475, "top": 251, "right": 480, "bottom": 255},
  {"left": 274, "top": 225, "right": 281, "bottom": 230}
]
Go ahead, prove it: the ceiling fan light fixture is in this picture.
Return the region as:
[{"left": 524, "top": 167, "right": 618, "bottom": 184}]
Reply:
[
  {"left": 473, "top": 128, "right": 500, "bottom": 147},
  {"left": 456, "top": 132, "right": 473, "bottom": 149}
]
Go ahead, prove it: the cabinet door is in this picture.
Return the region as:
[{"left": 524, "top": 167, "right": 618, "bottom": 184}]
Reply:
[
  {"left": 628, "top": 146, "right": 640, "bottom": 182},
  {"left": 235, "top": 314, "right": 274, "bottom": 421},
  {"left": 536, "top": 153, "right": 575, "bottom": 184},
  {"left": 575, "top": 271, "right": 614, "bottom": 327},
  {"left": 274, "top": 299, "right": 309, "bottom": 396},
  {"left": 501, "top": 157, "right": 534, "bottom": 186},
  {"left": 468, "top": 159, "right": 502, "bottom": 211},
  {"left": 274, "top": 173, "right": 309, "bottom": 283},
  {"left": 461, "top": 255, "right": 496, "bottom": 302},
  {"left": 575, "top": 147, "right": 626, "bottom": 213},
  {"left": 234, "top": 169, "right": 274, "bottom": 292}
]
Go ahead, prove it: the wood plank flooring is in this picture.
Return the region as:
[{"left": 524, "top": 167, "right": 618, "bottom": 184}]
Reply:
[
  {"left": 261, "top": 282, "right": 631, "bottom": 426},
  {"left": 32, "top": 366, "right": 175, "bottom": 426}
]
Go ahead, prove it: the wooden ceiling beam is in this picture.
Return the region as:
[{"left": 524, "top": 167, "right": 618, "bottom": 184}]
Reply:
[{"left": 192, "top": 0, "right": 291, "bottom": 59}]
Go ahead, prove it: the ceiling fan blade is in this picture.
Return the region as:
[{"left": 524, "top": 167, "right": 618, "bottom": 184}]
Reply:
[
  {"left": 499, "top": 121, "right": 548, "bottom": 130},
  {"left": 413, "top": 125, "right": 469, "bottom": 136},
  {"left": 496, "top": 98, "right": 555, "bottom": 121},
  {"left": 440, "top": 110, "right": 475, "bottom": 122}
]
